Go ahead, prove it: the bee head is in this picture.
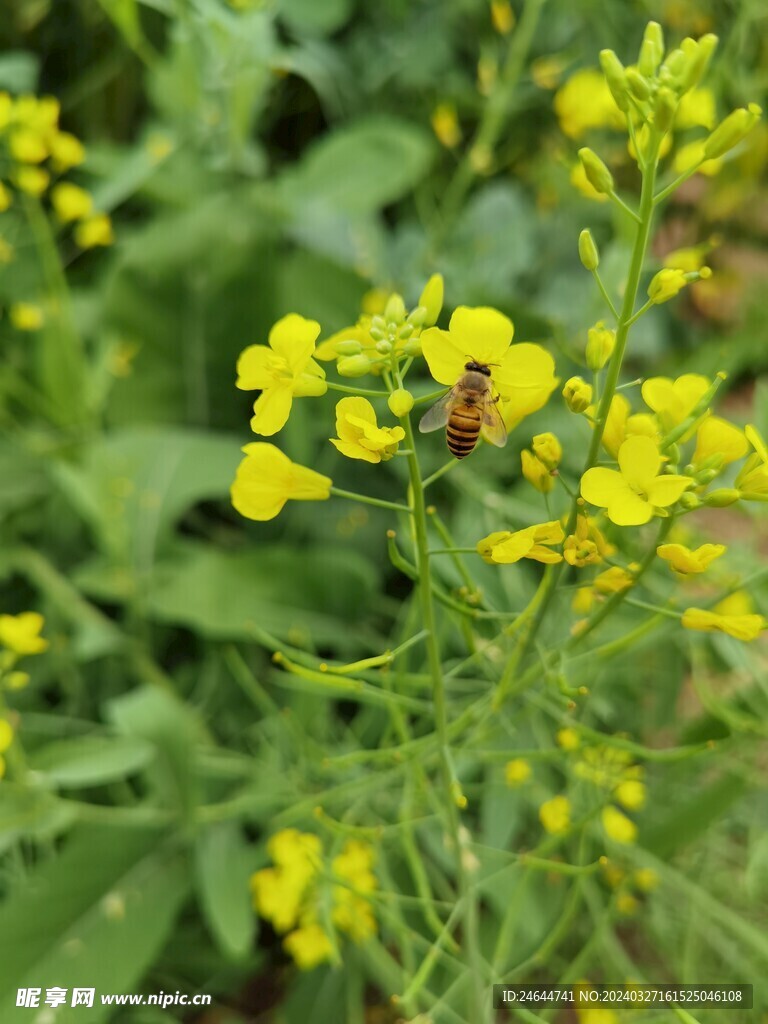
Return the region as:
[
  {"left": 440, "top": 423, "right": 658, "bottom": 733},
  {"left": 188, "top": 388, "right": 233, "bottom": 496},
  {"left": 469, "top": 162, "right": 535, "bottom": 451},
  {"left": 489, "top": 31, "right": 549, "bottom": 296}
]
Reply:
[{"left": 464, "top": 358, "right": 493, "bottom": 377}]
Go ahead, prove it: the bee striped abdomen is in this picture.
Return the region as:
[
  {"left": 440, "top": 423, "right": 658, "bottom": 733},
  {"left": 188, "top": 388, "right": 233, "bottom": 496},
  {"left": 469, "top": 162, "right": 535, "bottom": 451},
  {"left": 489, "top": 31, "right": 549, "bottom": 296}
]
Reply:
[{"left": 446, "top": 404, "right": 482, "bottom": 459}]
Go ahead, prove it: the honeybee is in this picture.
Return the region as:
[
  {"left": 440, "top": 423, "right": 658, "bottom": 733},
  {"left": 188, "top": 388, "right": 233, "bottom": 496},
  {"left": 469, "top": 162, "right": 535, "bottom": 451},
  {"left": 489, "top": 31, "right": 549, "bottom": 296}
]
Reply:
[{"left": 418, "top": 359, "right": 507, "bottom": 458}]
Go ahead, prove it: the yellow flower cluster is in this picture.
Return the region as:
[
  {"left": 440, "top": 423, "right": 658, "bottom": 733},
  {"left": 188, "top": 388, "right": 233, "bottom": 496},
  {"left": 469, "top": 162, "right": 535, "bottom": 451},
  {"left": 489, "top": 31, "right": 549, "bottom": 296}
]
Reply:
[
  {"left": 0, "top": 92, "right": 112, "bottom": 250},
  {"left": 0, "top": 716, "right": 14, "bottom": 780},
  {"left": 0, "top": 611, "right": 48, "bottom": 681},
  {"left": 250, "top": 829, "right": 377, "bottom": 970}
]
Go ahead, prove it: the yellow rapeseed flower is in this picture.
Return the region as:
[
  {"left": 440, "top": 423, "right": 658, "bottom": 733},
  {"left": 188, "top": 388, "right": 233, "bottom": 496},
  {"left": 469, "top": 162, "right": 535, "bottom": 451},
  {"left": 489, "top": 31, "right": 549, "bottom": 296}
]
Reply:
[
  {"left": 421, "top": 307, "right": 558, "bottom": 430},
  {"left": 735, "top": 425, "right": 768, "bottom": 498},
  {"left": 633, "top": 867, "right": 659, "bottom": 891},
  {"left": 49, "top": 131, "right": 86, "bottom": 170},
  {"left": 554, "top": 68, "right": 624, "bottom": 139},
  {"left": 563, "top": 514, "right": 613, "bottom": 568},
  {"left": 283, "top": 923, "right": 334, "bottom": 970},
  {"left": 532, "top": 432, "right": 562, "bottom": 470},
  {"left": 74, "top": 214, "right": 114, "bottom": 249},
  {"left": 672, "top": 140, "right": 723, "bottom": 176},
  {"left": 562, "top": 376, "right": 592, "bottom": 414},
  {"left": 9, "top": 129, "right": 48, "bottom": 163},
  {"left": 647, "top": 267, "right": 688, "bottom": 304},
  {"left": 330, "top": 397, "right": 404, "bottom": 463},
  {"left": 505, "top": 758, "right": 532, "bottom": 786},
  {"left": 614, "top": 779, "right": 646, "bottom": 811},
  {"left": 9, "top": 303, "right": 44, "bottom": 331},
  {"left": 0, "top": 718, "right": 13, "bottom": 780},
  {"left": 539, "top": 795, "right": 571, "bottom": 834},
  {"left": 656, "top": 542, "right": 726, "bottom": 576},
  {"left": 477, "top": 521, "right": 564, "bottom": 565},
  {"left": 490, "top": 0, "right": 515, "bottom": 34},
  {"left": 682, "top": 597, "right": 767, "bottom": 641},
  {"left": 237, "top": 314, "right": 327, "bottom": 435},
  {"left": 331, "top": 839, "right": 377, "bottom": 942},
  {"left": 593, "top": 564, "right": 637, "bottom": 594},
  {"left": 13, "top": 166, "right": 49, "bottom": 196},
  {"left": 556, "top": 727, "right": 580, "bottom": 751},
  {"left": 0, "top": 182, "right": 11, "bottom": 212},
  {"left": 675, "top": 87, "right": 717, "bottom": 130},
  {"left": 581, "top": 436, "right": 690, "bottom": 526},
  {"left": 602, "top": 805, "right": 637, "bottom": 844},
  {"left": 0, "top": 612, "right": 48, "bottom": 655},
  {"left": 692, "top": 416, "right": 747, "bottom": 469},
  {"left": 641, "top": 373, "right": 710, "bottom": 431},
  {"left": 600, "top": 393, "right": 660, "bottom": 459},
  {"left": 231, "top": 443, "right": 331, "bottom": 521},
  {"left": 50, "top": 182, "right": 93, "bottom": 222}
]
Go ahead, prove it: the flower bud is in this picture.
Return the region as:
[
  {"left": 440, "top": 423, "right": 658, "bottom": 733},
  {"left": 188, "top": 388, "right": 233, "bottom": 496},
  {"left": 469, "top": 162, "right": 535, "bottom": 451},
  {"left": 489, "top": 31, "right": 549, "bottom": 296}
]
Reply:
[
  {"left": 418, "top": 274, "right": 444, "bottom": 326},
  {"left": 679, "top": 33, "right": 718, "bottom": 91},
  {"left": 599, "top": 50, "right": 630, "bottom": 112},
  {"left": 679, "top": 492, "right": 702, "bottom": 511},
  {"left": 375, "top": 339, "right": 392, "bottom": 355},
  {"left": 643, "top": 21, "right": 664, "bottom": 66},
  {"left": 398, "top": 322, "right": 414, "bottom": 340},
  {"left": 337, "top": 354, "right": 374, "bottom": 378},
  {"left": 407, "top": 305, "right": 427, "bottom": 327},
  {"left": 532, "top": 432, "right": 562, "bottom": 471},
  {"left": 521, "top": 449, "right": 554, "bottom": 493},
  {"left": 648, "top": 267, "right": 687, "bottom": 304},
  {"left": 625, "top": 68, "right": 652, "bottom": 102},
  {"left": 563, "top": 376, "right": 593, "bottom": 414},
  {"left": 654, "top": 87, "right": 678, "bottom": 134},
  {"left": 384, "top": 292, "right": 406, "bottom": 325},
  {"left": 704, "top": 488, "right": 740, "bottom": 507},
  {"left": 703, "top": 104, "right": 762, "bottom": 159},
  {"left": 585, "top": 322, "right": 616, "bottom": 371},
  {"left": 638, "top": 39, "right": 659, "bottom": 79},
  {"left": 578, "top": 228, "right": 600, "bottom": 271},
  {"left": 403, "top": 338, "right": 423, "bottom": 357},
  {"left": 578, "top": 148, "right": 614, "bottom": 196},
  {"left": 369, "top": 327, "right": 386, "bottom": 341},
  {"left": 334, "top": 340, "right": 363, "bottom": 357},
  {"left": 388, "top": 388, "right": 414, "bottom": 417}
]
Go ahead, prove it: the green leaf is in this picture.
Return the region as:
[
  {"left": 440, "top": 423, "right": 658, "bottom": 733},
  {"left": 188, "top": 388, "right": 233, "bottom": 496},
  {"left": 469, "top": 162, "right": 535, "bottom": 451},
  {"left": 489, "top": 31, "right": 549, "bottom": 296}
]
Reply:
[
  {"left": 195, "top": 822, "right": 256, "bottom": 960},
  {"left": 107, "top": 687, "right": 204, "bottom": 822},
  {"left": 138, "top": 540, "right": 379, "bottom": 647},
  {"left": 277, "top": 0, "right": 354, "bottom": 36},
  {"left": 0, "top": 826, "right": 189, "bottom": 1022},
  {"left": 0, "top": 782, "right": 78, "bottom": 854},
  {"left": 641, "top": 773, "right": 748, "bottom": 858},
  {"left": 29, "top": 736, "right": 155, "bottom": 788},
  {"left": 280, "top": 115, "right": 434, "bottom": 215}
]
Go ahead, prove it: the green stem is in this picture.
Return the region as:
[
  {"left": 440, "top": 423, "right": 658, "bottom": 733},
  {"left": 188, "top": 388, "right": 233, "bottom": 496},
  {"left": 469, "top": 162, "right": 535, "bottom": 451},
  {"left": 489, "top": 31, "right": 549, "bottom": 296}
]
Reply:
[
  {"left": 494, "top": 135, "right": 661, "bottom": 707},
  {"left": 591, "top": 268, "right": 620, "bottom": 320},
  {"left": 330, "top": 487, "right": 410, "bottom": 513},
  {"left": 608, "top": 190, "right": 641, "bottom": 223},
  {"left": 325, "top": 381, "right": 391, "bottom": 398},
  {"left": 400, "top": 410, "right": 485, "bottom": 1023}
]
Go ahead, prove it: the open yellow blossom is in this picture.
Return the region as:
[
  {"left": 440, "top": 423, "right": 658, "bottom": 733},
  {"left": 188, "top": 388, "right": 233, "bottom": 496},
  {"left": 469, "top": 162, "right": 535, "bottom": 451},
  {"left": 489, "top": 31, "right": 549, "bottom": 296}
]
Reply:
[
  {"left": 663, "top": 238, "right": 719, "bottom": 274},
  {"left": 237, "top": 314, "right": 327, "bottom": 435},
  {"left": 600, "top": 393, "right": 659, "bottom": 458},
  {"left": 553, "top": 68, "right": 624, "bottom": 138},
  {"left": 74, "top": 214, "right": 114, "bottom": 249},
  {"left": 736, "top": 424, "right": 768, "bottom": 498},
  {"left": 505, "top": 758, "right": 532, "bottom": 786},
  {"left": 10, "top": 303, "right": 44, "bottom": 331},
  {"left": 51, "top": 182, "right": 93, "bottom": 222},
  {"left": 692, "top": 416, "right": 747, "bottom": 469},
  {"left": 657, "top": 542, "right": 726, "bottom": 576},
  {"left": 477, "top": 521, "right": 564, "bottom": 565},
  {"left": 330, "top": 397, "right": 404, "bottom": 464},
  {"left": 431, "top": 103, "right": 462, "bottom": 148},
  {"left": 13, "top": 166, "right": 49, "bottom": 196},
  {"left": 283, "top": 923, "right": 334, "bottom": 970},
  {"left": 10, "top": 129, "right": 48, "bottom": 163},
  {"left": 581, "top": 436, "right": 690, "bottom": 526},
  {"left": 331, "top": 839, "right": 377, "bottom": 942},
  {"left": 231, "top": 443, "right": 331, "bottom": 521},
  {"left": 421, "top": 307, "right": 557, "bottom": 430},
  {"left": 49, "top": 131, "right": 85, "bottom": 170},
  {"left": 615, "top": 779, "right": 646, "bottom": 811},
  {"left": 602, "top": 805, "right": 637, "bottom": 844},
  {"left": 641, "top": 373, "right": 710, "bottom": 432},
  {"left": 682, "top": 600, "right": 767, "bottom": 641},
  {"left": 676, "top": 87, "right": 717, "bottom": 130},
  {"left": 539, "top": 795, "right": 571, "bottom": 834},
  {"left": 0, "top": 612, "right": 48, "bottom": 655}
]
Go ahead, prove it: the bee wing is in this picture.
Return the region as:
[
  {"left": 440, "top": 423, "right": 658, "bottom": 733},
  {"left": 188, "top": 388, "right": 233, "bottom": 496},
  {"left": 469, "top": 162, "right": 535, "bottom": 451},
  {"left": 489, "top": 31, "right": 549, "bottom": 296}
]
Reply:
[
  {"left": 418, "top": 387, "right": 460, "bottom": 433},
  {"left": 480, "top": 392, "right": 508, "bottom": 448}
]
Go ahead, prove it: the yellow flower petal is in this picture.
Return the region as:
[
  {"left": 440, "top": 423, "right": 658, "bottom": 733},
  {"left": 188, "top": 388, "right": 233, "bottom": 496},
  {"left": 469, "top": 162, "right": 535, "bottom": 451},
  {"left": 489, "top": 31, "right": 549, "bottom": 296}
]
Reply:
[
  {"left": 236, "top": 345, "right": 274, "bottom": 390},
  {"left": 422, "top": 306, "right": 515, "bottom": 388},
  {"left": 0, "top": 612, "right": 48, "bottom": 655},
  {"left": 682, "top": 607, "right": 767, "bottom": 642},
  {"left": 580, "top": 467, "right": 628, "bottom": 507},
  {"left": 269, "top": 314, "right": 321, "bottom": 374},
  {"left": 641, "top": 374, "right": 710, "bottom": 431},
  {"left": 645, "top": 473, "right": 690, "bottom": 507},
  {"left": 693, "top": 416, "right": 748, "bottom": 467},
  {"left": 617, "top": 435, "right": 661, "bottom": 492},
  {"left": 657, "top": 543, "right": 726, "bottom": 575},
  {"left": 250, "top": 384, "right": 293, "bottom": 436}
]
